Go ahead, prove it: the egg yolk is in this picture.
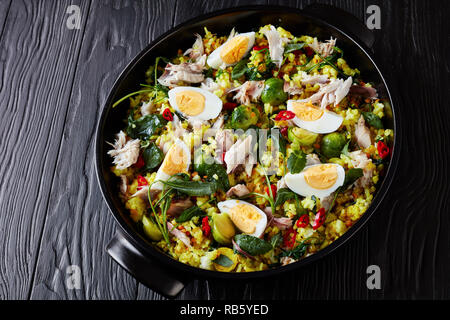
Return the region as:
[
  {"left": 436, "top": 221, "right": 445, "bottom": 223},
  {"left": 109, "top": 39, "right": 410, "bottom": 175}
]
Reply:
[
  {"left": 304, "top": 164, "right": 338, "bottom": 190},
  {"left": 161, "top": 143, "right": 189, "bottom": 175},
  {"left": 292, "top": 101, "right": 324, "bottom": 121},
  {"left": 220, "top": 35, "right": 249, "bottom": 65},
  {"left": 229, "top": 203, "right": 261, "bottom": 234},
  {"left": 175, "top": 90, "right": 205, "bottom": 116}
]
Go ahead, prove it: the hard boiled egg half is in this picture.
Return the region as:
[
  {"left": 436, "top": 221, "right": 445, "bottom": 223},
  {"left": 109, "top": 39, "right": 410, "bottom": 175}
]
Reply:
[
  {"left": 285, "top": 163, "right": 345, "bottom": 198},
  {"left": 152, "top": 139, "right": 191, "bottom": 190},
  {"left": 217, "top": 200, "right": 267, "bottom": 238},
  {"left": 287, "top": 100, "right": 343, "bottom": 134},
  {"left": 168, "top": 87, "right": 222, "bottom": 121},
  {"left": 207, "top": 32, "right": 255, "bottom": 69}
]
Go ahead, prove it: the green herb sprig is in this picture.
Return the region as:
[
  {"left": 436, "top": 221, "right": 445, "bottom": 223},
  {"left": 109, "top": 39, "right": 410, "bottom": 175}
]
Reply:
[{"left": 113, "top": 56, "right": 169, "bottom": 108}]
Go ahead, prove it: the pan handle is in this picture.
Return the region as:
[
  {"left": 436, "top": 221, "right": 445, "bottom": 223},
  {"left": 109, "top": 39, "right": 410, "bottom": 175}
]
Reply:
[
  {"left": 106, "top": 230, "right": 187, "bottom": 298},
  {"left": 303, "top": 3, "right": 375, "bottom": 49}
]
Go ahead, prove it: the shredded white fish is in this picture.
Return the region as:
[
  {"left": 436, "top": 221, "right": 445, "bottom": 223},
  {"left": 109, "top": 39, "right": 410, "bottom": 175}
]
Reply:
[
  {"left": 283, "top": 73, "right": 329, "bottom": 96},
  {"left": 231, "top": 81, "right": 265, "bottom": 105},
  {"left": 320, "top": 192, "right": 335, "bottom": 211},
  {"left": 140, "top": 100, "right": 154, "bottom": 116},
  {"left": 272, "top": 217, "right": 293, "bottom": 230},
  {"left": 211, "top": 114, "right": 225, "bottom": 131},
  {"left": 224, "top": 135, "right": 255, "bottom": 174},
  {"left": 158, "top": 114, "right": 188, "bottom": 155},
  {"left": 131, "top": 185, "right": 149, "bottom": 200},
  {"left": 215, "top": 129, "right": 234, "bottom": 163},
  {"left": 298, "top": 76, "right": 352, "bottom": 108},
  {"left": 172, "top": 114, "right": 187, "bottom": 139},
  {"left": 244, "top": 152, "right": 257, "bottom": 176},
  {"left": 281, "top": 256, "right": 296, "bottom": 266},
  {"left": 262, "top": 25, "right": 289, "bottom": 68},
  {"left": 107, "top": 131, "right": 140, "bottom": 170},
  {"left": 183, "top": 33, "right": 204, "bottom": 62},
  {"left": 354, "top": 116, "right": 372, "bottom": 149},
  {"left": 119, "top": 175, "right": 128, "bottom": 195},
  {"left": 157, "top": 55, "right": 206, "bottom": 87},
  {"left": 277, "top": 177, "right": 287, "bottom": 190},
  {"left": 283, "top": 81, "right": 303, "bottom": 96},
  {"left": 349, "top": 85, "right": 378, "bottom": 99},
  {"left": 350, "top": 150, "right": 373, "bottom": 188},
  {"left": 350, "top": 150, "right": 371, "bottom": 169},
  {"left": 187, "top": 118, "right": 209, "bottom": 132},
  {"left": 159, "top": 139, "right": 172, "bottom": 155},
  {"left": 228, "top": 27, "right": 236, "bottom": 39},
  {"left": 309, "top": 37, "right": 336, "bottom": 58},
  {"left": 200, "top": 77, "right": 220, "bottom": 93},
  {"left": 305, "top": 153, "right": 321, "bottom": 166},
  {"left": 226, "top": 184, "right": 250, "bottom": 198},
  {"left": 167, "top": 222, "right": 191, "bottom": 248},
  {"left": 300, "top": 71, "right": 329, "bottom": 85}
]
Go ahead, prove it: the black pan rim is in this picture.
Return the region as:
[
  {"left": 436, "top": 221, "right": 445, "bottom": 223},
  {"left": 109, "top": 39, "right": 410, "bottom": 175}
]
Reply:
[{"left": 95, "top": 4, "right": 400, "bottom": 280}]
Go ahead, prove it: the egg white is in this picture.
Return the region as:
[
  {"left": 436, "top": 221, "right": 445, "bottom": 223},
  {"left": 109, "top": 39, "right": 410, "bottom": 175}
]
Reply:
[
  {"left": 287, "top": 100, "right": 343, "bottom": 134},
  {"left": 152, "top": 139, "right": 191, "bottom": 191},
  {"left": 217, "top": 199, "right": 267, "bottom": 238},
  {"left": 285, "top": 163, "right": 345, "bottom": 199},
  {"left": 168, "top": 86, "right": 222, "bottom": 121},
  {"left": 207, "top": 31, "right": 255, "bottom": 69}
]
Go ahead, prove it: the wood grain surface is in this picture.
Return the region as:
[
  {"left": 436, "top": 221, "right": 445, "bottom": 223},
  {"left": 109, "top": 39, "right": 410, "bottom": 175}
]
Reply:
[
  {"left": 0, "top": 0, "right": 449, "bottom": 300},
  {"left": 0, "top": 0, "right": 90, "bottom": 299}
]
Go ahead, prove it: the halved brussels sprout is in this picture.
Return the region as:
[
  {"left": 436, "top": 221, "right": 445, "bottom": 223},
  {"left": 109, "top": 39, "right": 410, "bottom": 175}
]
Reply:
[
  {"left": 321, "top": 132, "right": 347, "bottom": 158},
  {"left": 212, "top": 213, "right": 236, "bottom": 245},
  {"left": 142, "top": 215, "right": 163, "bottom": 241},
  {"left": 261, "top": 78, "right": 288, "bottom": 105},
  {"left": 230, "top": 105, "right": 260, "bottom": 130},
  {"left": 288, "top": 127, "right": 319, "bottom": 146}
]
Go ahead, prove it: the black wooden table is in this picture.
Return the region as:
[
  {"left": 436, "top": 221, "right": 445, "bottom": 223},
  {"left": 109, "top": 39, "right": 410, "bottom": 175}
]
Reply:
[{"left": 0, "top": 0, "right": 448, "bottom": 300}]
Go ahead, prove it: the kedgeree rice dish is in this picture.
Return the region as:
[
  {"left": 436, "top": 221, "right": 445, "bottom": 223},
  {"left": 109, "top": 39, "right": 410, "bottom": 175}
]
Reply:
[{"left": 107, "top": 25, "right": 393, "bottom": 272}]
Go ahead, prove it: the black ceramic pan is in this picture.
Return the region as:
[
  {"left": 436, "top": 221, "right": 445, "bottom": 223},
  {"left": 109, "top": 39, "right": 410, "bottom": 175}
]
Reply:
[{"left": 95, "top": 4, "right": 400, "bottom": 298}]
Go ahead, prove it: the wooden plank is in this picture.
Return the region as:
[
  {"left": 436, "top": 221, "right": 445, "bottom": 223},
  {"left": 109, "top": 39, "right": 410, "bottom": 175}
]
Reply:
[
  {"left": 0, "top": 0, "right": 12, "bottom": 96},
  {"left": 0, "top": 0, "right": 90, "bottom": 300},
  {"left": 366, "top": 0, "right": 450, "bottom": 299},
  {"left": 0, "top": 0, "right": 11, "bottom": 39},
  {"left": 29, "top": 0, "right": 176, "bottom": 300}
]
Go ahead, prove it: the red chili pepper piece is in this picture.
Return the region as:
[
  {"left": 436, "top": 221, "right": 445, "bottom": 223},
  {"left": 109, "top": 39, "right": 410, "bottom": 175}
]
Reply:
[
  {"left": 274, "top": 110, "right": 295, "bottom": 121},
  {"left": 135, "top": 154, "right": 145, "bottom": 169},
  {"left": 283, "top": 111, "right": 295, "bottom": 120},
  {"left": 305, "top": 46, "right": 314, "bottom": 57},
  {"left": 312, "top": 208, "right": 326, "bottom": 230},
  {"left": 253, "top": 45, "right": 268, "bottom": 51},
  {"left": 377, "top": 141, "right": 390, "bottom": 159},
  {"left": 223, "top": 102, "right": 238, "bottom": 110},
  {"left": 274, "top": 112, "right": 284, "bottom": 121},
  {"left": 296, "top": 214, "right": 310, "bottom": 228},
  {"left": 162, "top": 108, "right": 173, "bottom": 121},
  {"left": 137, "top": 175, "right": 148, "bottom": 190},
  {"left": 280, "top": 126, "right": 288, "bottom": 137},
  {"left": 283, "top": 227, "right": 297, "bottom": 248},
  {"left": 264, "top": 184, "right": 277, "bottom": 200},
  {"left": 202, "top": 216, "right": 211, "bottom": 237},
  {"left": 221, "top": 152, "right": 226, "bottom": 164}
]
